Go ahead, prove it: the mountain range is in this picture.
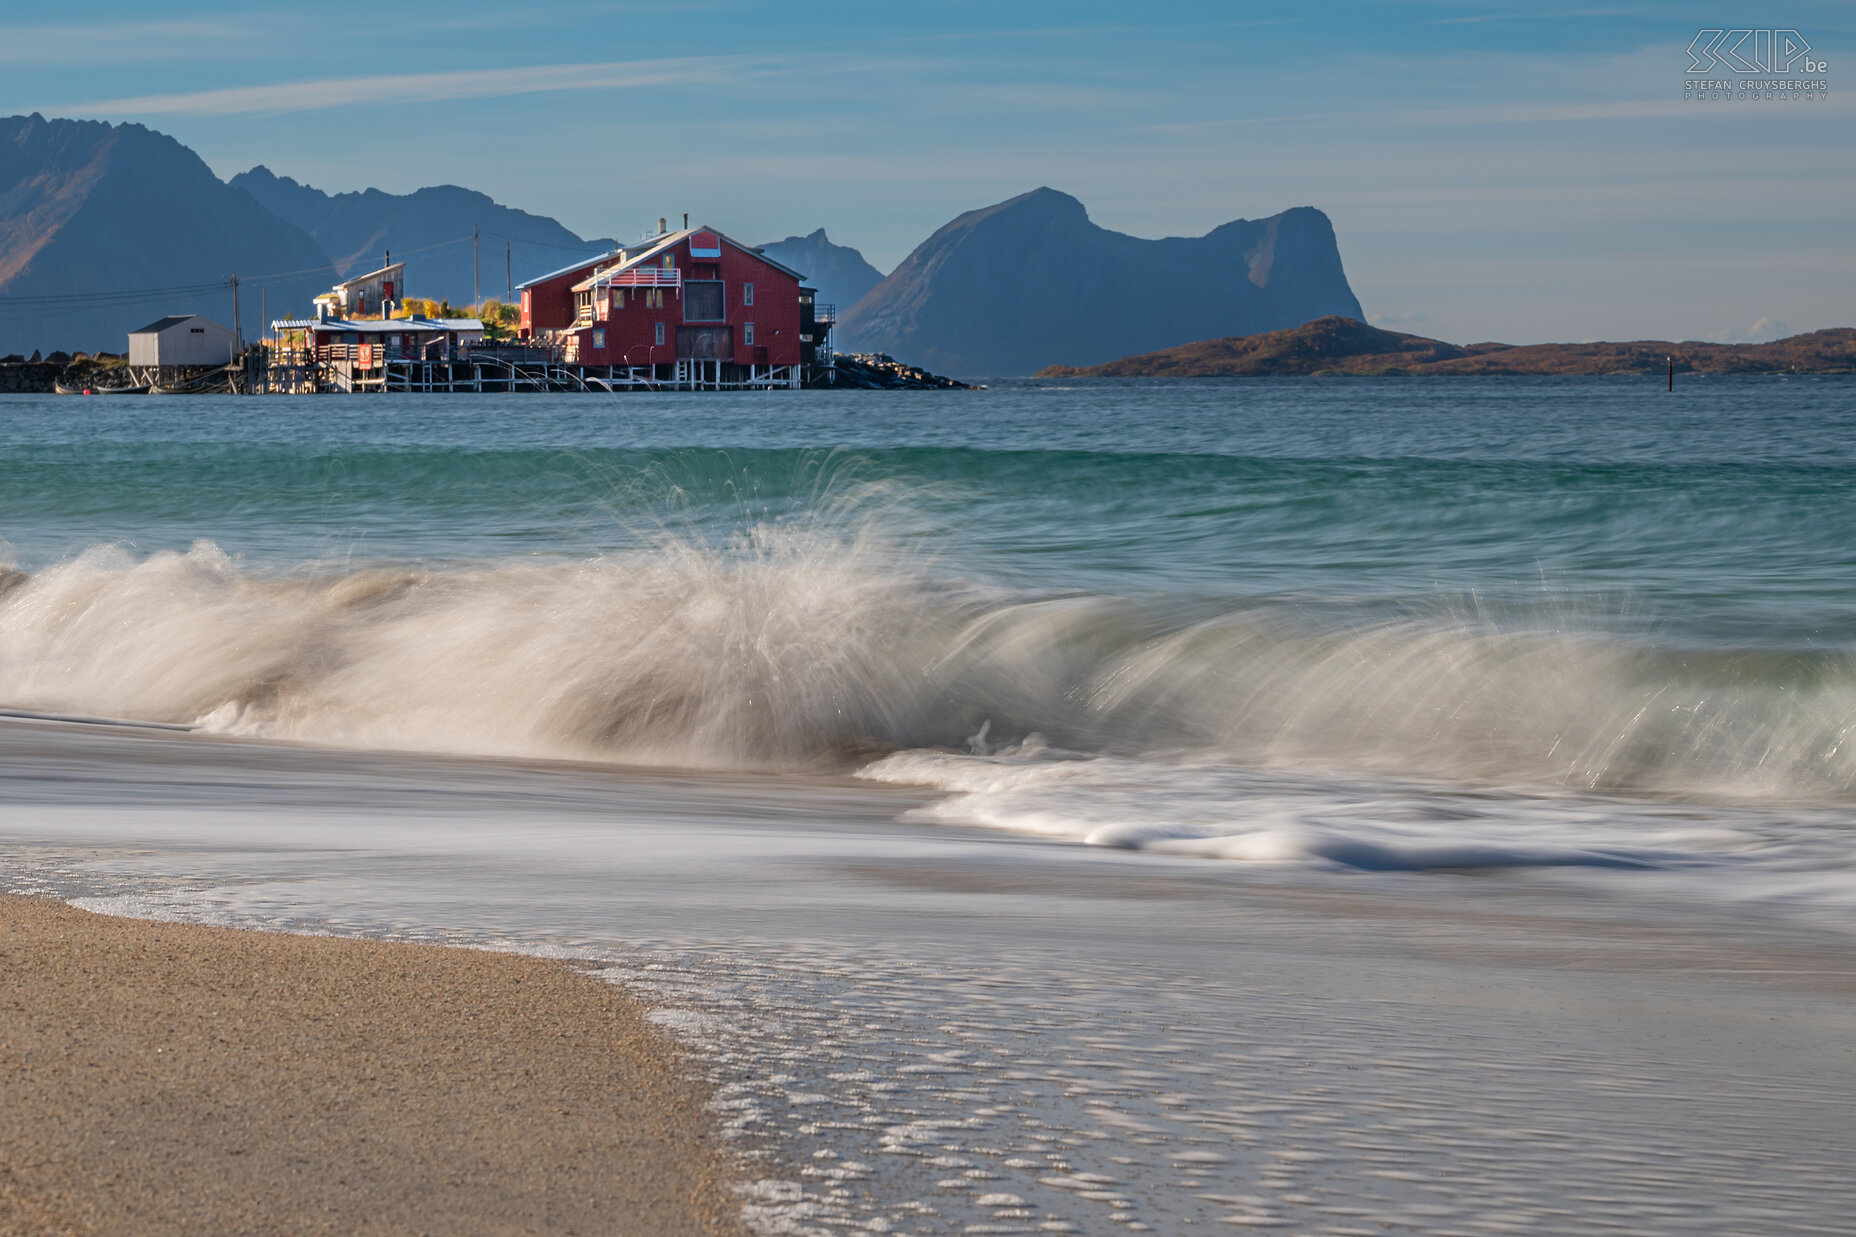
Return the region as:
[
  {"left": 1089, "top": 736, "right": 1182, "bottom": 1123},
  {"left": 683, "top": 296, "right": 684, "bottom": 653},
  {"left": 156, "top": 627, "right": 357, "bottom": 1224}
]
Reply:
[
  {"left": 0, "top": 115, "right": 335, "bottom": 353},
  {"left": 756, "top": 229, "right": 884, "bottom": 318},
  {"left": 0, "top": 115, "right": 1367, "bottom": 371},
  {"left": 230, "top": 166, "right": 615, "bottom": 304}
]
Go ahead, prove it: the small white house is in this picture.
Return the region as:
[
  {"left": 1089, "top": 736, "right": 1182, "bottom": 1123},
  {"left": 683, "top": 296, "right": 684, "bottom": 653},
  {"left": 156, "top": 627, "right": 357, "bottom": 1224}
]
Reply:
[{"left": 128, "top": 315, "right": 235, "bottom": 367}]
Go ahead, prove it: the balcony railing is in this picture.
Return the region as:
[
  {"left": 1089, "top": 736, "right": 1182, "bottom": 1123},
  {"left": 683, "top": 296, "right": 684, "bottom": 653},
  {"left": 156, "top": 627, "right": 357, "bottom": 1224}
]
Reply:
[{"left": 591, "top": 268, "right": 683, "bottom": 288}]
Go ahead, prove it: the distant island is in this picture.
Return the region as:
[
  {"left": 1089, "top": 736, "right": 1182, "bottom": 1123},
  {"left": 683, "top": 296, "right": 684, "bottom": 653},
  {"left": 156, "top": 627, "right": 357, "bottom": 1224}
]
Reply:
[{"left": 1036, "top": 316, "right": 1856, "bottom": 378}]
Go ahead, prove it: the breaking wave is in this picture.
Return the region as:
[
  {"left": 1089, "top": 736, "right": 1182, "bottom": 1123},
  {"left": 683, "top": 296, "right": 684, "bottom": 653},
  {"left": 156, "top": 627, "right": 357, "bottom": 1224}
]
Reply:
[{"left": 2, "top": 526, "right": 1855, "bottom": 804}]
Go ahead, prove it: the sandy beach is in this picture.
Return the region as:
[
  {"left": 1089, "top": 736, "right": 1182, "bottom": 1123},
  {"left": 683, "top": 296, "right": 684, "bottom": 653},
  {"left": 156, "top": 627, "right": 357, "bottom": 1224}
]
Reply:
[
  {"left": 5, "top": 716, "right": 1856, "bottom": 1233},
  {"left": 0, "top": 894, "right": 741, "bottom": 1237}
]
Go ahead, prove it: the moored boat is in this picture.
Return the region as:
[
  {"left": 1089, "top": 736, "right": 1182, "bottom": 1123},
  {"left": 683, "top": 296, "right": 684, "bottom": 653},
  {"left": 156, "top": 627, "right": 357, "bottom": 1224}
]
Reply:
[{"left": 53, "top": 379, "right": 150, "bottom": 395}]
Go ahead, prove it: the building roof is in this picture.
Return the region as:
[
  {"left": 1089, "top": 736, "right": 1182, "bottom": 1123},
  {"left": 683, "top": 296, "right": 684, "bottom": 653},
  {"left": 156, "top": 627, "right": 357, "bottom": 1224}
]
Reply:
[
  {"left": 130, "top": 314, "right": 226, "bottom": 335},
  {"left": 516, "top": 247, "right": 624, "bottom": 292},
  {"left": 568, "top": 226, "right": 807, "bottom": 293},
  {"left": 331, "top": 261, "right": 405, "bottom": 290}
]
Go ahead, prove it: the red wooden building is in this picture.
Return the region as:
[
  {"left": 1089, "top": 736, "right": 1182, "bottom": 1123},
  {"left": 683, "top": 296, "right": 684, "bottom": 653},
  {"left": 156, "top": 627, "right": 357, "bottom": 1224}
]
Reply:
[{"left": 517, "top": 224, "right": 815, "bottom": 389}]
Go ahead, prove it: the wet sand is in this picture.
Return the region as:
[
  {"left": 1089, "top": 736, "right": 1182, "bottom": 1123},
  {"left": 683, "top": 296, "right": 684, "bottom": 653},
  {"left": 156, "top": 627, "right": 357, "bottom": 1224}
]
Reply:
[
  {"left": 0, "top": 895, "right": 742, "bottom": 1237},
  {"left": 6, "top": 719, "right": 1856, "bottom": 1232}
]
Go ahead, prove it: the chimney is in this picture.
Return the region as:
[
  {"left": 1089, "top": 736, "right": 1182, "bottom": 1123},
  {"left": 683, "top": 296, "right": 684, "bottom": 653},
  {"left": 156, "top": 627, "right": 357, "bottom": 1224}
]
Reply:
[
  {"left": 683, "top": 212, "right": 689, "bottom": 229},
  {"left": 658, "top": 217, "right": 667, "bottom": 236}
]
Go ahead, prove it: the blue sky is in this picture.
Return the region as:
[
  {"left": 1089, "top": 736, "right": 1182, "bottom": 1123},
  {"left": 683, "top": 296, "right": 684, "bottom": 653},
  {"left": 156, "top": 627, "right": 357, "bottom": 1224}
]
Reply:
[{"left": 6, "top": 1, "right": 1851, "bottom": 344}]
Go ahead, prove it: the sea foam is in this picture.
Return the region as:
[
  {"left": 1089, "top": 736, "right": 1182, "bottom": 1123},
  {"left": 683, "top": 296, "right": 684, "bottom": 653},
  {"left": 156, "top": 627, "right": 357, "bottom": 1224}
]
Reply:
[{"left": 3, "top": 527, "right": 1856, "bottom": 808}]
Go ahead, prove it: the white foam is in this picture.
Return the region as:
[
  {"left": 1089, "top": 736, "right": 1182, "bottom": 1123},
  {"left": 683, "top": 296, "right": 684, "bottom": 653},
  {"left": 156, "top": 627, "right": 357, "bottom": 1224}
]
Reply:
[
  {"left": 6, "top": 536, "right": 1856, "bottom": 807},
  {"left": 10, "top": 535, "right": 1856, "bottom": 920},
  {"left": 856, "top": 746, "right": 1856, "bottom": 922}
]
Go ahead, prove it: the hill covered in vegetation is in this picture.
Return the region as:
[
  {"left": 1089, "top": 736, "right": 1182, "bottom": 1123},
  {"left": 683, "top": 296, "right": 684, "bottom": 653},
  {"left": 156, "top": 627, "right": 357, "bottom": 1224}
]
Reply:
[{"left": 1037, "top": 316, "right": 1856, "bottom": 377}]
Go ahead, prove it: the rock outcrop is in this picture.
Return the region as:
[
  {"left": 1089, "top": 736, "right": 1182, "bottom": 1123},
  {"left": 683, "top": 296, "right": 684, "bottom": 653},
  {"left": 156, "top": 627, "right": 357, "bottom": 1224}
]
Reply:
[
  {"left": 823, "top": 353, "right": 969, "bottom": 389},
  {"left": 836, "top": 188, "right": 1364, "bottom": 377},
  {"left": 0, "top": 361, "right": 59, "bottom": 392},
  {"left": 0, "top": 354, "right": 136, "bottom": 392}
]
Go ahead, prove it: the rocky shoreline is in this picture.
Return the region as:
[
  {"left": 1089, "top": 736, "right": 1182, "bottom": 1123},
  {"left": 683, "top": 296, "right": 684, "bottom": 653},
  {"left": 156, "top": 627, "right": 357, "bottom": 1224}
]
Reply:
[
  {"left": 0, "top": 352, "right": 130, "bottom": 393},
  {"left": 825, "top": 353, "right": 971, "bottom": 389}
]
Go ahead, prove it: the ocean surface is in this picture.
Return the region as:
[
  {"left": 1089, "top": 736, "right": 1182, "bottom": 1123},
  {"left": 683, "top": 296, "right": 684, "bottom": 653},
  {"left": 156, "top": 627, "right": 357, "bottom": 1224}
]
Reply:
[
  {"left": 5, "top": 376, "right": 1856, "bottom": 1234},
  {"left": 4, "top": 376, "right": 1856, "bottom": 919}
]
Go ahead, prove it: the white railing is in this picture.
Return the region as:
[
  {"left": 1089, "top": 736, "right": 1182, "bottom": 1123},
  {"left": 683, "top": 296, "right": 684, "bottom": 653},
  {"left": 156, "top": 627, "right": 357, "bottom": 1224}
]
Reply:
[{"left": 592, "top": 268, "right": 682, "bottom": 288}]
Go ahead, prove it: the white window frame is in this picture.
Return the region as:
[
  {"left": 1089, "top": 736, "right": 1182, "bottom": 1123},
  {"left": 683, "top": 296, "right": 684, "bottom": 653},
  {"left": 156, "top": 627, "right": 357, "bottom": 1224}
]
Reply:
[
  {"left": 744, "top": 282, "right": 755, "bottom": 306},
  {"left": 743, "top": 322, "right": 755, "bottom": 345},
  {"left": 655, "top": 322, "right": 665, "bottom": 346},
  {"left": 592, "top": 328, "right": 605, "bottom": 348}
]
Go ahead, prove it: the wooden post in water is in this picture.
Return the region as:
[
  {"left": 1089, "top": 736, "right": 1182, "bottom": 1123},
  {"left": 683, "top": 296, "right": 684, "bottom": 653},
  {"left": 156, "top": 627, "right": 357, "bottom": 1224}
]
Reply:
[{"left": 1667, "top": 356, "right": 1673, "bottom": 391}]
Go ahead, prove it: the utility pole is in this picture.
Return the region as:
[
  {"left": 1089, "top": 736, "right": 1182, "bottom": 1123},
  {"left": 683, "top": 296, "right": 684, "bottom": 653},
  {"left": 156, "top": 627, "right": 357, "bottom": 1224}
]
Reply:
[
  {"left": 260, "top": 286, "right": 267, "bottom": 394},
  {"left": 473, "top": 225, "right": 480, "bottom": 308},
  {"left": 229, "top": 275, "right": 242, "bottom": 394},
  {"left": 506, "top": 242, "right": 512, "bottom": 304}
]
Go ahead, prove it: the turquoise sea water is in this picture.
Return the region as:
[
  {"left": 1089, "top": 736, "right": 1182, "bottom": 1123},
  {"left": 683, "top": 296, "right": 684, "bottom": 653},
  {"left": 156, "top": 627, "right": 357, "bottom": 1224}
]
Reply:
[{"left": 4, "top": 375, "right": 1856, "bottom": 918}]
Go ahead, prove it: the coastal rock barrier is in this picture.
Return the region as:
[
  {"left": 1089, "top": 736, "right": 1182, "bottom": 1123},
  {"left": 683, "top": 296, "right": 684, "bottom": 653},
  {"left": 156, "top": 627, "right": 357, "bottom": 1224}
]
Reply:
[
  {"left": 826, "top": 353, "right": 970, "bottom": 389},
  {"left": 0, "top": 362, "right": 64, "bottom": 393},
  {"left": 0, "top": 354, "right": 130, "bottom": 393}
]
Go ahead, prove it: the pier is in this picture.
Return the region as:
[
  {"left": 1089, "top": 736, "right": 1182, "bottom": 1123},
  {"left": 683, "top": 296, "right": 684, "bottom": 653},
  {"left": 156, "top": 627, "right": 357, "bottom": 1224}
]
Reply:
[{"left": 261, "top": 341, "right": 804, "bottom": 393}]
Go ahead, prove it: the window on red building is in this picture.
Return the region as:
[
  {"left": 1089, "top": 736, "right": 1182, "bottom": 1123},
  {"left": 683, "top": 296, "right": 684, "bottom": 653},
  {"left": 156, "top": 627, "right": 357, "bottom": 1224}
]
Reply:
[
  {"left": 743, "top": 322, "right": 755, "bottom": 345},
  {"left": 743, "top": 283, "right": 754, "bottom": 306},
  {"left": 655, "top": 322, "right": 665, "bottom": 346}
]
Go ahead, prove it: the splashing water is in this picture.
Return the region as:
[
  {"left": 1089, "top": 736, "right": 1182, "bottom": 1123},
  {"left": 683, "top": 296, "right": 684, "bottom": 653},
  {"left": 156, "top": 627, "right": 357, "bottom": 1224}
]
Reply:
[{"left": 4, "top": 380, "right": 1856, "bottom": 911}]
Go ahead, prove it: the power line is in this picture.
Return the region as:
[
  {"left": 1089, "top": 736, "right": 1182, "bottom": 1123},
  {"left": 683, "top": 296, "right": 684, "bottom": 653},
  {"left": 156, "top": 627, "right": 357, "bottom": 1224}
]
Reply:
[
  {"left": 327, "top": 235, "right": 474, "bottom": 273},
  {"left": 0, "top": 279, "right": 230, "bottom": 307},
  {"left": 0, "top": 228, "right": 602, "bottom": 313},
  {"left": 1, "top": 230, "right": 600, "bottom": 297}
]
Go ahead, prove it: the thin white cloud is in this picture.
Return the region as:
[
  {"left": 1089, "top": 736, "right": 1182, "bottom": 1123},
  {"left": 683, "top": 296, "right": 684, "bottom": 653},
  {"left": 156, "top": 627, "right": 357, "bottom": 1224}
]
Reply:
[
  {"left": 1127, "top": 90, "right": 1853, "bottom": 136},
  {"left": 58, "top": 57, "right": 761, "bottom": 117},
  {"left": 1381, "top": 93, "right": 1855, "bottom": 126},
  {"left": 1427, "top": 7, "right": 1643, "bottom": 26},
  {"left": 0, "top": 21, "right": 233, "bottom": 63}
]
